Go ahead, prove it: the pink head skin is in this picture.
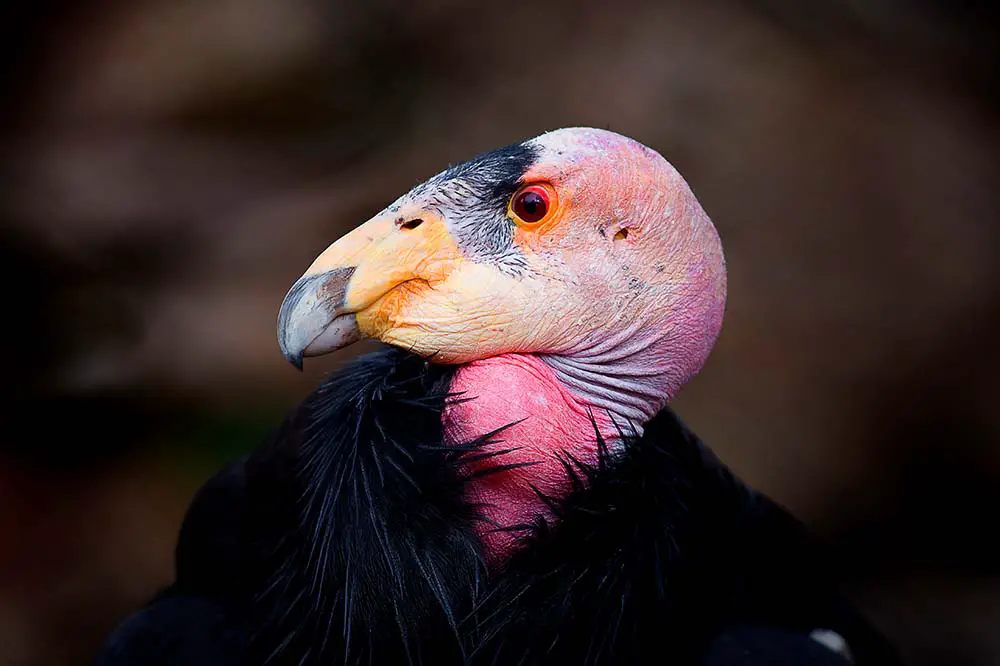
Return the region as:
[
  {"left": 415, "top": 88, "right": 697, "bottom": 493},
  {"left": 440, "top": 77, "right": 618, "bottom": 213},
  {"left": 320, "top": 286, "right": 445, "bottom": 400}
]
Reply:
[
  {"left": 513, "top": 128, "right": 726, "bottom": 425},
  {"left": 442, "top": 129, "right": 726, "bottom": 563},
  {"left": 277, "top": 128, "right": 727, "bottom": 566}
]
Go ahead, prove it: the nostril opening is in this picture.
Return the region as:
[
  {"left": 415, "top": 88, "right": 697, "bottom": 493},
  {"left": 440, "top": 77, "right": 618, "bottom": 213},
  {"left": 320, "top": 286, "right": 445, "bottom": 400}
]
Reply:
[{"left": 400, "top": 219, "right": 423, "bottom": 230}]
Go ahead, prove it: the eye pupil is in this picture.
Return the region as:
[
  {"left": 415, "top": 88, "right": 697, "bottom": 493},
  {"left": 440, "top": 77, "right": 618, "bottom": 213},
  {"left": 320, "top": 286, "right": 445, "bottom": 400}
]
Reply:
[
  {"left": 522, "top": 193, "right": 542, "bottom": 214},
  {"left": 513, "top": 188, "right": 549, "bottom": 223}
]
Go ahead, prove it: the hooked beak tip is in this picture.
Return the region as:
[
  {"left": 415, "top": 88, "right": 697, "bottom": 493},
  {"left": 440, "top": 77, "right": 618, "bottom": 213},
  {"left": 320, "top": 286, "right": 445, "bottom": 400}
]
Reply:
[
  {"left": 276, "top": 267, "right": 358, "bottom": 369},
  {"left": 285, "top": 349, "right": 304, "bottom": 371},
  {"left": 278, "top": 318, "right": 306, "bottom": 369}
]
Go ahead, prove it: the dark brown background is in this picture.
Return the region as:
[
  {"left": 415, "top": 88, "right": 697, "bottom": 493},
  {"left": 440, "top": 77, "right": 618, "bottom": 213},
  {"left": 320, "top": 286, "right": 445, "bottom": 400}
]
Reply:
[{"left": 1, "top": 1, "right": 997, "bottom": 664}]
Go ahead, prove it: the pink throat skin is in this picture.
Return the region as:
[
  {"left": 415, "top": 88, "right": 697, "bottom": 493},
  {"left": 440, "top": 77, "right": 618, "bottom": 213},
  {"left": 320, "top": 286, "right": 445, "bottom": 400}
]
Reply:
[{"left": 442, "top": 354, "right": 622, "bottom": 569}]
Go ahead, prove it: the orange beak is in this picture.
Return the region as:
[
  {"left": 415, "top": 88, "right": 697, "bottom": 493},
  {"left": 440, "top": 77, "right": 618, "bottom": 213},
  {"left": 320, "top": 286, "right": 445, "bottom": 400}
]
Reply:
[{"left": 277, "top": 210, "right": 462, "bottom": 368}]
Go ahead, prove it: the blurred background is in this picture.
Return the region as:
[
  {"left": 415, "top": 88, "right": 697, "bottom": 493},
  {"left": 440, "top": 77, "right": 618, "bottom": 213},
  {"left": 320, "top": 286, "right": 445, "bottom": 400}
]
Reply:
[{"left": 0, "top": 0, "right": 997, "bottom": 664}]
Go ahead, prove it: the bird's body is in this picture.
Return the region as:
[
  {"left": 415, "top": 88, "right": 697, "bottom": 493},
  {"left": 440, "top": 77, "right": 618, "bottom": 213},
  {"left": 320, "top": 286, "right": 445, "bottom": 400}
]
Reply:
[
  {"left": 96, "top": 128, "right": 899, "bottom": 665},
  {"left": 98, "top": 348, "right": 894, "bottom": 665}
]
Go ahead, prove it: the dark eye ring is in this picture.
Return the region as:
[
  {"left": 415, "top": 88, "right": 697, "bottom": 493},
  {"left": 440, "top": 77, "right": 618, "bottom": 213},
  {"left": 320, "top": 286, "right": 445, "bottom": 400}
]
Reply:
[{"left": 511, "top": 185, "right": 553, "bottom": 225}]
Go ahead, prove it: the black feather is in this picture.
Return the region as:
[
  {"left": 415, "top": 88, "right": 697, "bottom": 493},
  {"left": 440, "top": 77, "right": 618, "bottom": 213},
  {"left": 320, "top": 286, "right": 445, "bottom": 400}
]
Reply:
[
  {"left": 468, "top": 408, "right": 901, "bottom": 665},
  {"left": 406, "top": 140, "right": 540, "bottom": 274},
  {"left": 245, "top": 349, "right": 483, "bottom": 665},
  {"left": 95, "top": 591, "right": 244, "bottom": 666},
  {"left": 95, "top": 347, "right": 900, "bottom": 666}
]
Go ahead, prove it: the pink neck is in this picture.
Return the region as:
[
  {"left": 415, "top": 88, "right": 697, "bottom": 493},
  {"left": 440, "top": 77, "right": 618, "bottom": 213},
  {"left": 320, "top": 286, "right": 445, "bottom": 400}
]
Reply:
[{"left": 442, "top": 354, "right": 620, "bottom": 568}]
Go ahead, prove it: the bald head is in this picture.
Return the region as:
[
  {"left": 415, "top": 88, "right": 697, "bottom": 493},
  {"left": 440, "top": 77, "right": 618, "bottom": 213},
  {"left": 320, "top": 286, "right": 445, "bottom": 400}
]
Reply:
[
  {"left": 278, "top": 127, "right": 726, "bottom": 421},
  {"left": 521, "top": 128, "right": 727, "bottom": 418}
]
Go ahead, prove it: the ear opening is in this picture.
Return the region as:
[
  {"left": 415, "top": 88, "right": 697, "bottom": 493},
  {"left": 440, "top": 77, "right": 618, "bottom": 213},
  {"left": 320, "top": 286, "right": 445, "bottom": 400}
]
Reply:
[{"left": 613, "top": 228, "right": 630, "bottom": 242}]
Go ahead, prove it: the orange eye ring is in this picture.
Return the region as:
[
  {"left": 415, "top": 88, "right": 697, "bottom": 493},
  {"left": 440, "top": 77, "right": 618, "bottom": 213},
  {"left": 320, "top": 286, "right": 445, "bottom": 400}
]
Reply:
[{"left": 509, "top": 183, "right": 557, "bottom": 227}]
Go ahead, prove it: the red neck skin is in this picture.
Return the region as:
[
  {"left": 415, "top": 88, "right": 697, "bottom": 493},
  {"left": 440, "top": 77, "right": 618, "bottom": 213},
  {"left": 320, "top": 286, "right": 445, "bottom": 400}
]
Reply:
[{"left": 442, "top": 354, "right": 621, "bottom": 569}]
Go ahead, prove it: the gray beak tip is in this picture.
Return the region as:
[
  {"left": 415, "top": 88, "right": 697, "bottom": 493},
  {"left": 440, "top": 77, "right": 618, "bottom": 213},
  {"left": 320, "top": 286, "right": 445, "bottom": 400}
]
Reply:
[
  {"left": 276, "top": 268, "right": 359, "bottom": 369},
  {"left": 278, "top": 329, "right": 306, "bottom": 370}
]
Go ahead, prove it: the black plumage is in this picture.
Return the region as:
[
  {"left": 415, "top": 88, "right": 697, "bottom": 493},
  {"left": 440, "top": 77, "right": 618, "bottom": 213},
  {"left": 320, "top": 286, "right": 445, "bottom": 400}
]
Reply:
[{"left": 96, "top": 347, "right": 899, "bottom": 666}]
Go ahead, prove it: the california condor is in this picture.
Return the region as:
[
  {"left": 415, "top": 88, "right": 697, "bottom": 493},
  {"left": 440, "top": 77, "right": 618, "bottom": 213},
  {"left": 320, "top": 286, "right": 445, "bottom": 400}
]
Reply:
[{"left": 96, "top": 128, "right": 900, "bottom": 666}]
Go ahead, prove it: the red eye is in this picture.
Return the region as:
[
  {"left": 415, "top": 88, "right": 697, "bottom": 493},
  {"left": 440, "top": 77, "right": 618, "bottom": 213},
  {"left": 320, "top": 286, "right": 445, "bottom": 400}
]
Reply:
[{"left": 511, "top": 185, "right": 551, "bottom": 225}]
